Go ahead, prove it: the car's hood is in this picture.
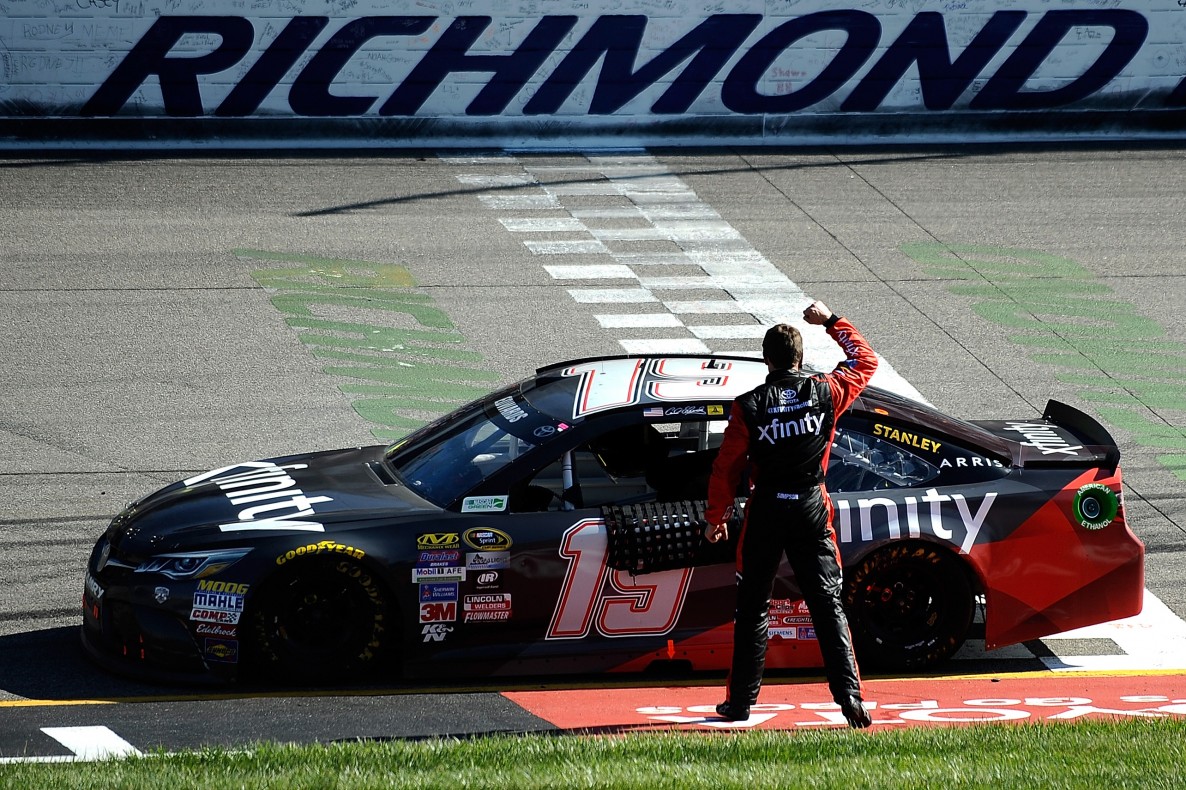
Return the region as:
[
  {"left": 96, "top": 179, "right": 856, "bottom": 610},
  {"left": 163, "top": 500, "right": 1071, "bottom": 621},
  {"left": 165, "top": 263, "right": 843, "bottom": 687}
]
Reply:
[{"left": 108, "top": 446, "right": 436, "bottom": 555}]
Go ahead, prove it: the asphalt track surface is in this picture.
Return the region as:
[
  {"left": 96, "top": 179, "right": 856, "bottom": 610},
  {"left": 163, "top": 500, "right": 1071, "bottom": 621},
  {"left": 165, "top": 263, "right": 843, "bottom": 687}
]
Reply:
[{"left": 1, "top": 144, "right": 1185, "bottom": 758}]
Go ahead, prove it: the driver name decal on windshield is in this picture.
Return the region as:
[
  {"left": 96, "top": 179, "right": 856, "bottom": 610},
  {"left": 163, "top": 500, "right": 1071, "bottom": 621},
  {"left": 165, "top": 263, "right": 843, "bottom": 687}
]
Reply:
[{"left": 185, "top": 461, "right": 333, "bottom": 533}]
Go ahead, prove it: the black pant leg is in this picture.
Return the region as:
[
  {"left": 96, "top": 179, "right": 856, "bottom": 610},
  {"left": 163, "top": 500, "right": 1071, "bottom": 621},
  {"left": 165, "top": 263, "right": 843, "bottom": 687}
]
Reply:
[
  {"left": 725, "top": 503, "right": 783, "bottom": 708},
  {"left": 782, "top": 489, "right": 862, "bottom": 703}
]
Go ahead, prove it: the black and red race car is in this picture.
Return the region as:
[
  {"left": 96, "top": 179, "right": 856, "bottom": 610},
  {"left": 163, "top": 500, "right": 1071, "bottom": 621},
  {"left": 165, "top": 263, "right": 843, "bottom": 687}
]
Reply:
[{"left": 82, "top": 355, "right": 1144, "bottom": 684}]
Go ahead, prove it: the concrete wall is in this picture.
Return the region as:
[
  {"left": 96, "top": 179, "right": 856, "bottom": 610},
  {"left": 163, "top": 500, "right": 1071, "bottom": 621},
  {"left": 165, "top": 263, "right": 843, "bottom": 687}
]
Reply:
[{"left": 2, "top": 0, "right": 1184, "bottom": 147}]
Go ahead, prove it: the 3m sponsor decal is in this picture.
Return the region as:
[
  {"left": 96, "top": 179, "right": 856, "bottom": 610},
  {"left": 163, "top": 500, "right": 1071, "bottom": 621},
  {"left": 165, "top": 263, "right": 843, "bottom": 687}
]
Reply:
[
  {"left": 195, "top": 623, "right": 237, "bottom": 638},
  {"left": 419, "top": 582, "right": 459, "bottom": 603},
  {"left": 464, "top": 593, "right": 512, "bottom": 612},
  {"left": 417, "top": 549, "right": 462, "bottom": 566},
  {"left": 204, "top": 638, "right": 239, "bottom": 664},
  {"left": 276, "top": 540, "right": 365, "bottom": 565},
  {"left": 412, "top": 566, "right": 466, "bottom": 583},
  {"left": 834, "top": 488, "right": 997, "bottom": 554},
  {"left": 461, "top": 496, "right": 508, "bottom": 514},
  {"left": 422, "top": 624, "right": 453, "bottom": 642},
  {"left": 186, "top": 461, "right": 333, "bottom": 533},
  {"left": 872, "top": 423, "right": 943, "bottom": 454},
  {"left": 463, "top": 527, "right": 512, "bottom": 551},
  {"left": 466, "top": 551, "right": 510, "bottom": 570},
  {"left": 419, "top": 601, "right": 457, "bottom": 623},
  {"left": 417, "top": 533, "right": 460, "bottom": 549},
  {"left": 197, "top": 580, "right": 249, "bottom": 595}
]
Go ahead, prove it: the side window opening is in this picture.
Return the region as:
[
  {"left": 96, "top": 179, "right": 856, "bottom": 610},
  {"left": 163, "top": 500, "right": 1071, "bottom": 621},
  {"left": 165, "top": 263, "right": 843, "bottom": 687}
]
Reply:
[{"left": 508, "top": 418, "right": 728, "bottom": 511}]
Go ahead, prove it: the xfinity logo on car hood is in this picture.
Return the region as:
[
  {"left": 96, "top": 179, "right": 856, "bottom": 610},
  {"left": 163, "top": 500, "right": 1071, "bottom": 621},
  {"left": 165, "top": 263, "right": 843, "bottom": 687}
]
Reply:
[{"left": 185, "top": 461, "right": 333, "bottom": 533}]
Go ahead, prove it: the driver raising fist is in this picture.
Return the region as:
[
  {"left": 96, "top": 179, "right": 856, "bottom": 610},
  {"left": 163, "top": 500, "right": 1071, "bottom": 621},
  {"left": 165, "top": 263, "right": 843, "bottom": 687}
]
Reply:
[{"left": 705, "top": 300, "right": 878, "bottom": 729}]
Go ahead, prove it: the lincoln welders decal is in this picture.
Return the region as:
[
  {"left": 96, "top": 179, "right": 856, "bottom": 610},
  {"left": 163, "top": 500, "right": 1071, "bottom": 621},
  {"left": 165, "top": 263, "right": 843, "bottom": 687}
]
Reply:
[{"left": 5, "top": 4, "right": 1177, "bottom": 121}]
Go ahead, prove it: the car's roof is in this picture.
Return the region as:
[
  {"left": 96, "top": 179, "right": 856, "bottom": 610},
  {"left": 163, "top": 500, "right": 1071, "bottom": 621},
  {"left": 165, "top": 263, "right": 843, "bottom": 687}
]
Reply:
[{"left": 521, "top": 354, "right": 1011, "bottom": 457}]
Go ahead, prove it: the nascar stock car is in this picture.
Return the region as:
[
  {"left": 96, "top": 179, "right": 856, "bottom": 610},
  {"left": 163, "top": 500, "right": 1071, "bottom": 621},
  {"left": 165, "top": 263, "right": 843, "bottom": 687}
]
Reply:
[{"left": 82, "top": 355, "right": 1144, "bottom": 684}]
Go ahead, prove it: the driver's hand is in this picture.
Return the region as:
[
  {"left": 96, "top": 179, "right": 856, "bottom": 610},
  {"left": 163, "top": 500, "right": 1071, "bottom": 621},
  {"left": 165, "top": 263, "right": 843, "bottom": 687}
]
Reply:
[{"left": 705, "top": 522, "right": 729, "bottom": 543}]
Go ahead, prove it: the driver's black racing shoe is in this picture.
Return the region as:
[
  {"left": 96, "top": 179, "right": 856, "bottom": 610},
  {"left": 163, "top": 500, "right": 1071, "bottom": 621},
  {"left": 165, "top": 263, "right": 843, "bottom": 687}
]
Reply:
[
  {"left": 840, "top": 696, "right": 872, "bottom": 729},
  {"left": 715, "top": 702, "right": 750, "bottom": 721}
]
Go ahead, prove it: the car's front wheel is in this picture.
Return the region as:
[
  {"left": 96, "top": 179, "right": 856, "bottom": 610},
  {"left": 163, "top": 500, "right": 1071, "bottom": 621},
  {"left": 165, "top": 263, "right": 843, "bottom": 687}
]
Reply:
[
  {"left": 843, "top": 543, "right": 974, "bottom": 671},
  {"left": 246, "top": 557, "right": 393, "bottom": 683}
]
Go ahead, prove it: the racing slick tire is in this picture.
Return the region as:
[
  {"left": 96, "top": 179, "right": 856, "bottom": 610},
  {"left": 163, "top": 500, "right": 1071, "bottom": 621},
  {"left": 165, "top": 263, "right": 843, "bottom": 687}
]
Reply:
[
  {"left": 843, "top": 542, "right": 975, "bottom": 671},
  {"left": 245, "top": 557, "right": 393, "bottom": 683}
]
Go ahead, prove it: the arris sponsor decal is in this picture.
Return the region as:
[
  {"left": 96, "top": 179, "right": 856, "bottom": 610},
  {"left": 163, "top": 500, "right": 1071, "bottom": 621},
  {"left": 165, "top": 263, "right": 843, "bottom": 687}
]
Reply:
[
  {"left": 186, "top": 461, "right": 333, "bottom": 533},
  {"left": 463, "top": 528, "right": 512, "bottom": 551}
]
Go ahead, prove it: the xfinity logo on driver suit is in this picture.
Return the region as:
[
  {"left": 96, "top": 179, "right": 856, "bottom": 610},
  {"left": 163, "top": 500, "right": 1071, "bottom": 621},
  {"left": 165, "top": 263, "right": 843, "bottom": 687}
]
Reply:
[
  {"left": 185, "top": 461, "right": 333, "bottom": 533},
  {"left": 758, "top": 413, "right": 825, "bottom": 444},
  {"left": 1003, "top": 423, "right": 1085, "bottom": 456}
]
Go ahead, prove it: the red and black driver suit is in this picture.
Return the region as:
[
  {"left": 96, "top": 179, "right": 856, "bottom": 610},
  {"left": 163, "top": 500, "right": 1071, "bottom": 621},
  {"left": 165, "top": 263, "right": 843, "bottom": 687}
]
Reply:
[{"left": 706, "top": 314, "right": 878, "bottom": 720}]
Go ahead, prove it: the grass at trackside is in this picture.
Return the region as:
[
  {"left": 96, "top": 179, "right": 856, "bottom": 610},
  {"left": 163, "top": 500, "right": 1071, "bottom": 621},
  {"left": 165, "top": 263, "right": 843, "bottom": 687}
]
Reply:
[{"left": 2, "top": 719, "right": 1184, "bottom": 789}]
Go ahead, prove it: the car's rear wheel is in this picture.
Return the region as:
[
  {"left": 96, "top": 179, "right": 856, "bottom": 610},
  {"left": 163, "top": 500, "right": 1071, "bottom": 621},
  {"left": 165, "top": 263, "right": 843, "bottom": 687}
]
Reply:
[
  {"left": 246, "top": 557, "right": 393, "bottom": 683},
  {"left": 843, "top": 543, "right": 974, "bottom": 671}
]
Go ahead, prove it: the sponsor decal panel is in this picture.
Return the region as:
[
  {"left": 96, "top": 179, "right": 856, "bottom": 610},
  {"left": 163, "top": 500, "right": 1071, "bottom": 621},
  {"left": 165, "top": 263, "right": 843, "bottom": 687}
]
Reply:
[
  {"left": 461, "top": 496, "right": 507, "bottom": 514},
  {"left": 419, "top": 582, "right": 459, "bottom": 603},
  {"left": 417, "top": 533, "right": 460, "bottom": 550},
  {"left": 204, "top": 638, "right": 239, "bottom": 664},
  {"left": 466, "top": 551, "right": 510, "bottom": 570},
  {"left": 463, "top": 528, "right": 513, "bottom": 551},
  {"left": 412, "top": 566, "right": 466, "bottom": 583},
  {"left": 420, "top": 601, "right": 458, "bottom": 623},
  {"left": 418, "top": 549, "right": 462, "bottom": 566},
  {"left": 422, "top": 624, "right": 453, "bottom": 642}
]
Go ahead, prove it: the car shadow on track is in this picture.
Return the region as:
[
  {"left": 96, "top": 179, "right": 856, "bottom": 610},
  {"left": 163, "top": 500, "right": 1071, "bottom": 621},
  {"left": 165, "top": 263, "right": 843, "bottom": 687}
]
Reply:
[{"left": 0, "top": 625, "right": 1052, "bottom": 704}]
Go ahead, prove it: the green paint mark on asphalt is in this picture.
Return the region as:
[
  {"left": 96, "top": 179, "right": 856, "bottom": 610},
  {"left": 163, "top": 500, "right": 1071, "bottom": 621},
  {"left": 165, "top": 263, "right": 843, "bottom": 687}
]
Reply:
[
  {"left": 902, "top": 243, "right": 1186, "bottom": 481},
  {"left": 239, "top": 249, "right": 496, "bottom": 442}
]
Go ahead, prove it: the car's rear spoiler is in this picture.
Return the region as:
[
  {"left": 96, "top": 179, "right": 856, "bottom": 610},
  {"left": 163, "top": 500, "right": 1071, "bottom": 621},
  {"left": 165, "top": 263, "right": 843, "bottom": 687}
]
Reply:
[{"left": 1039, "top": 399, "right": 1121, "bottom": 471}]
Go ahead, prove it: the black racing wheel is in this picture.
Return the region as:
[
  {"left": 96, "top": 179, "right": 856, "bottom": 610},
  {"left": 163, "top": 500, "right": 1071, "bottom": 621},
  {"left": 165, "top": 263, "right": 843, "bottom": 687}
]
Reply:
[
  {"left": 246, "top": 558, "right": 393, "bottom": 682},
  {"left": 843, "top": 543, "right": 975, "bottom": 671}
]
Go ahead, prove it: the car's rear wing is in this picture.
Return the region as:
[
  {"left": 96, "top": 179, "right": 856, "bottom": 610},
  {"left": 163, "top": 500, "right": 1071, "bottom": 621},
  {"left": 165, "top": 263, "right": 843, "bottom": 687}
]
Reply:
[
  {"left": 975, "top": 400, "right": 1120, "bottom": 472},
  {"left": 1042, "top": 400, "right": 1121, "bottom": 470}
]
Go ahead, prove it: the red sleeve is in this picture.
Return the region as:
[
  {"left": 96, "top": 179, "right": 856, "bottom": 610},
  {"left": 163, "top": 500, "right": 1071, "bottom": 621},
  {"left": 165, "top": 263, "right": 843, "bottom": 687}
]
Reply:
[
  {"left": 706, "top": 401, "right": 750, "bottom": 524},
  {"left": 823, "top": 316, "right": 878, "bottom": 415}
]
